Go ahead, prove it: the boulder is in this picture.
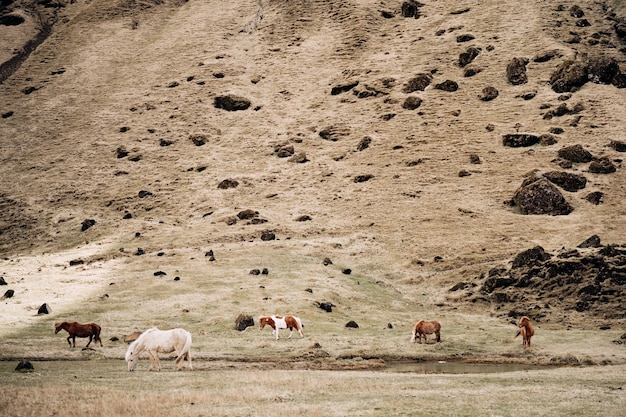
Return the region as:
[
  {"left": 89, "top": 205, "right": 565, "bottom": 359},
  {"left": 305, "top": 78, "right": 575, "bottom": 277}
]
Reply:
[
  {"left": 557, "top": 144, "right": 593, "bottom": 163},
  {"left": 589, "top": 157, "right": 616, "bottom": 174},
  {"left": 550, "top": 60, "right": 588, "bottom": 93},
  {"left": 512, "top": 178, "right": 573, "bottom": 215},
  {"left": 506, "top": 58, "right": 529, "bottom": 85},
  {"left": 542, "top": 171, "right": 587, "bottom": 192},
  {"left": 214, "top": 95, "right": 251, "bottom": 111}
]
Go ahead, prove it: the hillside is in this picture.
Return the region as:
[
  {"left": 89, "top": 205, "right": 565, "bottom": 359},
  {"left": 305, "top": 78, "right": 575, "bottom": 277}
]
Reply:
[{"left": 1, "top": 0, "right": 625, "bottom": 349}]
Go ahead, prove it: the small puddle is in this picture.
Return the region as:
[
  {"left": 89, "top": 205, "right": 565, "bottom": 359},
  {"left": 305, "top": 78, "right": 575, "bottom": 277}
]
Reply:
[{"left": 385, "top": 361, "right": 556, "bottom": 374}]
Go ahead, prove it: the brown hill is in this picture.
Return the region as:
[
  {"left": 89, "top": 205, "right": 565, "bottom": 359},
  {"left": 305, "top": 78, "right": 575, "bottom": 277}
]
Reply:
[{"left": 1, "top": 0, "right": 625, "bottom": 334}]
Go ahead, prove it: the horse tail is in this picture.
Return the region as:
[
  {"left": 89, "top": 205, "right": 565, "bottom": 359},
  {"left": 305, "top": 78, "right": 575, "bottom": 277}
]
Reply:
[
  {"left": 175, "top": 331, "right": 192, "bottom": 364},
  {"left": 296, "top": 317, "right": 304, "bottom": 334},
  {"left": 410, "top": 323, "right": 418, "bottom": 343}
]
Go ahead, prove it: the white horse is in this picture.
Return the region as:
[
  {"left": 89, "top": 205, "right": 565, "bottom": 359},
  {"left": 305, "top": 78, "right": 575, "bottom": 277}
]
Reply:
[
  {"left": 259, "top": 315, "right": 304, "bottom": 340},
  {"left": 125, "top": 327, "right": 193, "bottom": 371}
]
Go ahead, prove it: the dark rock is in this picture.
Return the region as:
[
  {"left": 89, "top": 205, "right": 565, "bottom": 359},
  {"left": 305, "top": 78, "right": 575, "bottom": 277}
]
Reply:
[
  {"left": 401, "top": 1, "right": 424, "bottom": 18},
  {"left": 135, "top": 248, "right": 145, "bottom": 256},
  {"left": 512, "top": 246, "right": 552, "bottom": 269},
  {"left": 214, "top": 95, "right": 251, "bottom": 111},
  {"left": 189, "top": 134, "right": 208, "bottom": 146},
  {"left": 81, "top": 219, "right": 96, "bottom": 232},
  {"left": 507, "top": 58, "right": 529, "bottom": 85},
  {"left": 584, "top": 191, "right": 604, "bottom": 205},
  {"left": 609, "top": 140, "right": 626, "bottom": 152},
  {"left": 463, "top": 67, "right": 482, "bottom": 77},
  {"left": 482, "top": 276, "right": 517, "bottom": 293},
  {"left": 589, "top": 157, "right": 616, "bottom": 174},
  {"left": 218, "top": 179, "right": 239, "bottom": 189},
  {"left": 502, "top": 134, "right": 540, "bottom": 148},
  {"left": 578, "top": 235, "right": 602, "bottom": 248},
  {"left": 295, "top": 215, "right": 312, "bottom": 222},
  {"left": 153, "top": 271, "right": 166, "bottom": 276},
  {"left": 539, "top": 134, "right": 558, "bottom": 146},
  {"left": 237, "top": 209, "right": 258, "bottom": 220},
  {"left": 37, "top": 303, "right": 51, "bottom": 314},
  {"left": 249, "top": 269, "right": 260, "bottom": 275},
  {"left": 587, "top": 56, "right": 620, "bottom": 84},
  {"left": 569, "top": 5, "right": 584, "bottom": 18},
  {"left": 449, "top": 282, "right": 469, "bottom": 291},
  {"left": 354, "top": 174, "right": 373, "bottom": 183},
  {"left": 469, "top": 154, "right": 481, "bottom": 164},
  {"left": 459, "top": 46, "right": 481, "bottom": 67},
  {"left": 357, "top": 137, "right": 372, "bottom": 151},
  {"left": 116, "top": 147, "right": 129, "bottom": 158},
  {"left": 402, "top": 96, "right": 423, "bottom": 110},
  {"left": 289, "top": 152, "right": 308, "bottom": 163},
  {"left": 456, "top": 34, "right": 475, "bottom": 42},
  {"left": 550, "top": 60, "right": 588, "bottom": 93},
  {"left": 534, "top": 50, "right": 559, "bottom": 63},
  {"left": 479, "top": 86, "right": 498, "bottom": 101},
  {"left": 345, "top": 321, "right": 359, "bottom": 328},
  {"left": 69, "top": 259, "right": 84, "bottom": 266},
  {"left": 342, "top": 268, "right": 352, "bottom": 275},
  {"left": 318, "top": 302, "right": 334, "bottom": 312},
  {"left": 15, "top": 360, "right": 34, "bottom": 372},
  {"left": 557, "top": 144, "right": 593, "bottom": 163},
  {"left": 261, "top": 268, "right": 269, "bottom": 275},
  {"left": 319, "top": 124, "right": 350, "bottom": 141},
  {"left": 512, "top": 178, "right": 574, "bottom": 215},
  {"left": 260, "top": 231, "right": 276, "bottom": 241},
  {"left": 1, "top": 111, "right": 14, "bottom": 118},
  {"left": 3, "top": 289, "right": 14, "bottom": 298},
  {"left": 235, "top": 314, "right": 254, "bottom": 331},
  {"left": 542, "top": 171, "right": 587, "bottom": 192},
  {"left": 274, "top": 144, "right": 295, "bottom": 158},
  {"left": 434, "top": 80, "right": 458, "bottom": 92},
  {"left": 137, "top": 190, "right": 153, "bottom": 198},
  {"left": 323, "top": 257, "right": 333, "bottom": 266},
  {"left": 458, "top": 169, "right": 471, "bottom": 177},
  {"left": 331, "top": 81, "right": 359, "bottom": 95},
  {"left": 0, "top": 277, "right": 6, "bottom": 285},
  {"left": 403, "top": 73, "right": 432, "bottom": 93}
]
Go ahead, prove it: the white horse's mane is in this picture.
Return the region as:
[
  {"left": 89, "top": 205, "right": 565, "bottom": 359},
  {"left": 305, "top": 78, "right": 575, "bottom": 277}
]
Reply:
[{"left": 125, "top": 327, "right": 159, "bottom": 360}]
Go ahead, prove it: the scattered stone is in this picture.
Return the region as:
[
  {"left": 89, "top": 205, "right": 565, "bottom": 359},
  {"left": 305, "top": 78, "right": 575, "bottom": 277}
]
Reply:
[
  {"left": 260, "top": 231, "right": 276, "bottom": 241},
  {"left": 137, "top": 190, "right": 153, "bottom": 198},
  {"left": 189, "top": 134, "right": 208, "bottom": 146},
  {"left": 295, "top": 215, "right": 312, "bottom": 221},
  {"left": 401, "top": 0, "right": 423, "bottom": 18},
  {"left": 459, "top": 46, "right": 481, "bottom": 67},
  {"left": 323, "top": 257, "right": 333, "bottom": 266},
  {"left": 15, "top": 360, "right": 34, "bottom": 372},
  {"left": 345, "top": 321, "right": 359, "bottom": 328},
  {"left": 512, "top": 178, "right": 573, "bottom": 215},
  {"left": 502, "top": 133, "right": 540, "bottom": 148},
  {"left": 274, "top": 144, "right": 295, "bottom": 158},
  {"left": 479, "top": 86, "right": 498, "bottom": 101},
  {"left": 434, "top": 80, "right": 458, "bottom": 92},
  {"left": 261, "top": 268, "right": 269, "bottom": 275},
  {"left": 550, "top": 60, "right": 588, "bottom": 93},
  {"left": 135, "top": 248, "right": 145, "bottom": 256},
  {"left": 584, "top": 191, "right": 604, "bottom": 205},
  {"left": 81, "top": 219, "right": 96, "bottom": 232},
  {"left": 37, "top": 303, "right": 51, "bottom": 315},
  {"left": 342, "top": 268, "right": 352, "bottom": 275},
  {"left": 1, "top": 111, "right": 13, "bottom": 118},
  {"left": 289, "top": 152, "right": 308, "bottom": 163},
  {"left": 542, "top": 171, "right": 587, "bottom": 192},
  {"left": 578, "top": 235, "right": 602, "bottom": 248},
  {"left": 235, "top": 314, "right": 255, "bottom": 331},
  {"left": 0, "top": 277, "right": 6, "bottom": 285},
  {"left": 507, "top": 57, "right": 529, "bottom": 85},
  {"left": 116, "top": 147, "right": 129, "bottom": 158},
  {"left": 512, "top": 246, "right": 552, "bottom": 269},
  {"left": 587, "top": 56, "right": 619, "bottom": 84},
  {"left": 402, "top": 96, "right": 422, "bottom": 110},
  {"left": 456, "top": 34, "right": 475, "bottom": 42},
  {"left": 354, "top": 174, "right": 373, "bottom": 183},
  {"left": 589, "top": 157, "right": 616, "bottom": 174},
  {"left": 319, "top": 124, "right": 350, "bottom": 141},
  {"left": 2, "top": 289, "right": 14, "bottom": 298},
  {"left": 357, "top": 137, "right": 372, "bottom": 151},
  {"left": 317, "top": 302, "right": 334, "bottom": 312},
  {"left": 218, "top": 179, "right": 239, "bottom": 189},
  {"left": 609, "top": 140, "right": 626, "bottom": 152},
  {"left": 214, "top": 94, "right": 251, "bottom": 111},
  {"left": 403, "top": 73, "right": 432, "bottom": 93},
  {"left": 558, "top": 144, "right": 593, "bottom": 163},
  {"left": 237, "top": 209, "right": 258, "bottom": 220},
  {"left": 539, "top": 134, "right": 558, "bottom": 146},
  {"left": 153, "top": 271, "right": 166, "bottom": 276},
  {"left": 250, "top": 269, "right": 260, "bottom": 275}
]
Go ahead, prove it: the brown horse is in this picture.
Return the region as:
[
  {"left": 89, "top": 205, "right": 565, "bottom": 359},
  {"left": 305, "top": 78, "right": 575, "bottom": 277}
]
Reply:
[
  {"left": 514, "top": 316, "right": 535, "bottom": 348},
  {"left": 55, "top": 321, "right": 103, "bottom": 348},
  {"left": 411, "top": 320, "right": 441, "bottom": 344}
]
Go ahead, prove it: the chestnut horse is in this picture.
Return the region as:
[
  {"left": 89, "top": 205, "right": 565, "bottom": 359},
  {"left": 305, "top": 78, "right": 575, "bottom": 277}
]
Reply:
[
  {"left": 54, "top": 321, "right": 103, "bottom": 348},
  {"left": 515, "top": 316, "right": 535, "bottom": 348},
  {"left": 125, "top": 327, "right": 193, "bottom": 371},
  {"left": 259, "top": 315, "right": 304, "bottom": 340},
  {"left": 410, "top": 320, "right": 441, "bottom": 344}
]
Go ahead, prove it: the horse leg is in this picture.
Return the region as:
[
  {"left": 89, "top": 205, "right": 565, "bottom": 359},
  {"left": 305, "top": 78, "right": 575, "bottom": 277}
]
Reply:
[
  {"left": 435, "top": 330, "right": 441, "bottom": 343},
  {"left": 187, "top": 351, "right": 193, "bottom": 371},
  {"left": 288, "top": 328, "right": 293, "bottom": 339},
  {"left": 154, "top": 353, "right": 161, "bottom": 371},
  {"left": 275, "top": 329, "right": 280, "bottom": 340},
  {"left": 67, "top": 336, "right": 72, "bottom": 348},
  {"left": 85, "top": 335, "right": 93, "bottom": 348}
]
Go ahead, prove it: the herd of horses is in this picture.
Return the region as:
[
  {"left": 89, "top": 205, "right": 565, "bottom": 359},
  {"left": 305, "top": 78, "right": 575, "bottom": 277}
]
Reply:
[{"left": 53, "top": 315, "right": 535, "bottom": 371}]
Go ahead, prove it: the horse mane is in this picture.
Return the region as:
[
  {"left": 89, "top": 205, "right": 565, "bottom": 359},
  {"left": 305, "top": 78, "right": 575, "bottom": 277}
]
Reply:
[{"left": 126, "top": 327, "right": 159, "bottom": 360}]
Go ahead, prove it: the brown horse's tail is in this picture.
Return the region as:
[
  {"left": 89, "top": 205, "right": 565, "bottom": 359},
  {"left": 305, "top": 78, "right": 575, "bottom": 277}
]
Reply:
[{"left": 93, "top": 324, "right": 103, "bottom": 346}]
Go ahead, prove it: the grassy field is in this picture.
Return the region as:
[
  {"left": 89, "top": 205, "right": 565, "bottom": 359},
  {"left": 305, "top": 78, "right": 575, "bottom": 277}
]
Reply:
[{"left": 1, "top": 360, "right": 625, "bottom": 416}]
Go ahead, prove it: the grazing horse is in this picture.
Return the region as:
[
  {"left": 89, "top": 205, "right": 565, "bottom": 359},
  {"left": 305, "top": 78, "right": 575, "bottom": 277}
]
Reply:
[
  {"left": 410, "top": 320, "right": 441, "bottom": 344},
  {"left": 515, "top": 316, "right": 535, "bottom": 348},
  {"left": 259, "top": 315, "right": 304, "bottom": 340},
  {"left": 54, "top": 321, "right": 103, "bottom": 348},
  {"left": 125, "top": 327, "right": 192, "bottom": 371}
]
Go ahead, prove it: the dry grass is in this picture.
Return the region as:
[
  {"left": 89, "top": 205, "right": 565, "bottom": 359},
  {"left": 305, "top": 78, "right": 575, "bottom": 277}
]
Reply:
[{"left": 2, "top": 360, "right": 625, "bottom": 416}]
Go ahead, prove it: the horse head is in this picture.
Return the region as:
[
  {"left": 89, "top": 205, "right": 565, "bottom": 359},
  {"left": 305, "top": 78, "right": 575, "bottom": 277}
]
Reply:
[{"left": 54, "top": 322, "right": 64, "bottom": 334}]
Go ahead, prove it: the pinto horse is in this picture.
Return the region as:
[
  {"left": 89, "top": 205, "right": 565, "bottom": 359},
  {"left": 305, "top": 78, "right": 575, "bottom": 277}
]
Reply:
[
  {"left": 54, "top": 321, "right": 103, "bottom": 348},
  {"left": 515, "top": 316, "right": 535, "bottom": 348},
  {"left": 410, "top": 320, "right": 441, "bottom": 344},
  {"left": 125, "top": 327, "right": 193, "bottom": 371},
  {"left": 259, "top": 315, "right": 304, "bottom": 340}
]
